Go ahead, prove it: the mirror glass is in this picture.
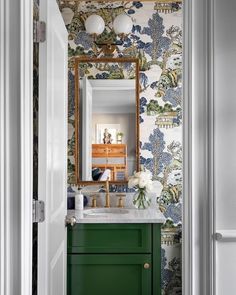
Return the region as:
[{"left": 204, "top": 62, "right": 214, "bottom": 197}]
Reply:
[{"left": 75, "top": 58, "right": 139, "bottom": 182}]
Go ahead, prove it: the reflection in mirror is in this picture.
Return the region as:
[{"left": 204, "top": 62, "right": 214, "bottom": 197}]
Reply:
[{"left": 75, "top": 58, "right": 139, "bottom": 183}]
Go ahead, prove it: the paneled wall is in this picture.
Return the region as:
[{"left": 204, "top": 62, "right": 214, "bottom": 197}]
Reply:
[{"left": 60, "top": 1, "right": 182, "bottom": 293}]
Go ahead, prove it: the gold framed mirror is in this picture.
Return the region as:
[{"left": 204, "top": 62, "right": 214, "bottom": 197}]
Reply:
[{"left": 74, "top": 57, "right": 140, "bottom": 184}]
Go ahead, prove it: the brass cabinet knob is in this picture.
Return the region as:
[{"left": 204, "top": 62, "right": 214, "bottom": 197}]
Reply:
[{"left": 144, "top": 263, "right": 150, "bottom": 269}]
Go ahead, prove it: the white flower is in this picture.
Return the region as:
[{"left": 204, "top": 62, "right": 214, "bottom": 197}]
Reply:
[
  {"left": 129, "top": 170, "right": 153, "bottom": 190},
  {"left": 145, "top": 180, "right": 153, "bottom": 192},
  {"left": 138, "top": 178, "right": 147, "bottom": 188},
  {"left": 144, "top": 169, "right": 152, "bottom": 180},
  {"left": 134, "top": 171, "right": 141, "bottom": 178},
  {"left": 128, "top": 176, "right": 139, "bottom": 188}
]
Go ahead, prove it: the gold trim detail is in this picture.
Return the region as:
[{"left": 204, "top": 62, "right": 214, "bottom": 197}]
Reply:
[{"left": 74, "top": 57, "right": 140, "bottom": 185}]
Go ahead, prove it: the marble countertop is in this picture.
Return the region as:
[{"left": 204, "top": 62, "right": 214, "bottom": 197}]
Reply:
[{"left": 67, "top": 207, "right": 165, "bottom": 224}]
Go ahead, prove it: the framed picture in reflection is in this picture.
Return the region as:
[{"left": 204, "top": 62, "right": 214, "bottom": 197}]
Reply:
[{"left": 96, "top": 124, "right": 120, "bottom": 144}]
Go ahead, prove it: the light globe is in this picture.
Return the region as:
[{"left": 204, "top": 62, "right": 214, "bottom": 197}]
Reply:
[
  {"left": 61, "top": 8, "right": 74, "bottom": 25},
  {"left": 85, "top": 14, "right": 105, "bottom": 35},
  {"left": 113, "top": 14, "right": 133, "bottom": 35}
]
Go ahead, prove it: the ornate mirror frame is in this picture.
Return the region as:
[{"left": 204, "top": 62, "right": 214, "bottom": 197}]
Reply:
[{"left": 74, "top": 57, "right": 140, "bottom": 184}]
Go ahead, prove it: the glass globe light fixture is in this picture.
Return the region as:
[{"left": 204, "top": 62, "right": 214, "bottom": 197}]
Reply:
[
  {"left": 113, "top": 14, "right": 133, "bottom": 36},
  {"left": 85, "top": 14, "right": 105, "bottom": 36},
  {"left": 61, "top": 8, "right": 74, "bottom": 26}
]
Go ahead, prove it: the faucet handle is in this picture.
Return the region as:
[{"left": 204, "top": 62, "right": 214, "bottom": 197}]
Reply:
[
  {"left": 90, "top": 195, "right": 97, "bottom": 208},
  {"left": 116, "top": 194, "right": 126, "bottom": 208},
  {"left": 105, "top": 177, "right": 109, "bottom": 190}
]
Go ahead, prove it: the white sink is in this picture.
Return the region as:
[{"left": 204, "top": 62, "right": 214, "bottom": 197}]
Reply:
[{"left": 84, "top": 208, "right": 129, "bottom": 217}]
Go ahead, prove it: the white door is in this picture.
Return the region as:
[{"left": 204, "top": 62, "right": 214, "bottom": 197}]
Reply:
[
  {"left": 38, "top": 0, "right": 68, "bottom": 294},
  {"left": 213, "top": 0, "right": 236, "bottom": 294},
  {"left": 82, "top": 77, "right": 93, "bottom": 180}
]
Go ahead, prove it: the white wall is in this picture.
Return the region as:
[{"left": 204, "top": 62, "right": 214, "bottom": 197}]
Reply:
[{"left": 213, "top": 0, "right": 236, "bottom": 293}]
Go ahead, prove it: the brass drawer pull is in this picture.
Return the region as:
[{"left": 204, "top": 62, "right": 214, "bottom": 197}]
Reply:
[{"left": 144, "top": 263, "right": 150, "bottom": 269}]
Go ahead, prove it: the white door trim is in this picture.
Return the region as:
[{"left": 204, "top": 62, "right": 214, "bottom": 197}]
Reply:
[
  {"left": 209, "top": 1, "right": 215, "bottom": 294},
  {"left": 20, "top": 0, "right": 33, "bottom": 294},
  {"left": 0, "top": 1, "right": 6, "bottom": 294},
  {"left": 0, "top": 0, "right": 29, "bottom": 294},
  {"left": 0, "top": 0, "right": 33, "bottom": 295},
  {"left": 182, "top": 0, "right": 192, "bottom": 292},
  {"left": 0, "top": 0, "right": 216, "bottom": 294},
  {"left": 183, "top": 0, "right": 215, "bottom": 295}
]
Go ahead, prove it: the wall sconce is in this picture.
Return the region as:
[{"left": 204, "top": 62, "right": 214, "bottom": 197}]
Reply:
[{"left": 84, "top": 14, "right": 133, "bottom": 56}]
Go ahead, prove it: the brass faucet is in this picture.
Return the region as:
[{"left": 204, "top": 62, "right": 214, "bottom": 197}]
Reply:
[{"left": 104, "top": 178, "right": 110, "bottom": 208}]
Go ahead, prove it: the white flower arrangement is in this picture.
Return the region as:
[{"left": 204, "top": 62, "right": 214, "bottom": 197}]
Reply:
[
  {"left": 128, "top": 170, "right": 153, "bottom": 192},
  {"left": 128, "top": 169, "right": 153, "bottom": 209}
]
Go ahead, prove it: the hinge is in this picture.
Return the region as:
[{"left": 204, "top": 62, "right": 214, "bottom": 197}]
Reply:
[
  {"left": 33, "top": 200, "right": 45, "bottom": 223},
  {"left": 33, "top": 21, "right": 46, "bottom": 43}
]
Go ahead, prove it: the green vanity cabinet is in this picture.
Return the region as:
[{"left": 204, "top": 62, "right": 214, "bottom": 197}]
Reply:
[{"left": 67, "top": 223, "right": 161, "bottom": 295}]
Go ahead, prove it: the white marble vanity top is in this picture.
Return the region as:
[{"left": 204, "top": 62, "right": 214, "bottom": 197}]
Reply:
[{"left": 67, "top": 207, "right": 165, "bottom": 224}]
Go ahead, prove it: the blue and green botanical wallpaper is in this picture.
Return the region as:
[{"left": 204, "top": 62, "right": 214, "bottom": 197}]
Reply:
[{"left": 60, "top": 1, "right": 182, "bottom": 293}]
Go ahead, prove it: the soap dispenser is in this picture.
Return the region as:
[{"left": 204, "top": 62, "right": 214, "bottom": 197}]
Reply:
[{"left": 75, "top": 187, "right": 84, "bottom": 210}]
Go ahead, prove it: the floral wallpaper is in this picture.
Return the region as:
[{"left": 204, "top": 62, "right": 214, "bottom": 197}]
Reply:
[
  {"left": 78, "top": 61, "right": 136, "bottom": 79},
  {"left": 60, "top": 1, "right": 182, "bottom": 294}
]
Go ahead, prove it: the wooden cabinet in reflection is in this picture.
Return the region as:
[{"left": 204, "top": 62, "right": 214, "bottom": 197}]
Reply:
[{"left": 92, "top": 144, "right": 127, "bottom": 181}]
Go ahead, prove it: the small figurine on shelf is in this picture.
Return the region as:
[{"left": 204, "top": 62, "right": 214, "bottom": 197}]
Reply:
[
  {"left": 117, "top": 132, "right": 124, "bottom": 144},
  {"left": 103, "top": 128, "right": 112, "bottom": 144}
]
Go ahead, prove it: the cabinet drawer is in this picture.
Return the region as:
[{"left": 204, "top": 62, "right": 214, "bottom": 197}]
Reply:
[
  {"left": 92, "top": 147, "right": 108, "bottom": 156},
  {"left": 67, "top": 254, "right": 151, "bottom": 295},
  {"left": 107, "top": 147, "right": 126, "bottom": 157},
  {"left": 92, "top": 144, "right": 127, "bottom": 158},
  {"left": 67, "top": 224, "right": 152, "bottom": 254}
]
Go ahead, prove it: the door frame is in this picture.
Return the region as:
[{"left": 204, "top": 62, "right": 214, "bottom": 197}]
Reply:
[
  {"left": 183, "top": 0, "right": 215, "bottom": 294},
  {"left": 0, "top": 0, "right": 33, "bottom": 295},
  {"left": 182, "top": 0, "right": 215, "bottom": 295},
  {"left": 0, "top": 0, "right": 215, "bottom": 295},
  {"left": 20, "top": 1, "right": 34, "bottom": 295}
]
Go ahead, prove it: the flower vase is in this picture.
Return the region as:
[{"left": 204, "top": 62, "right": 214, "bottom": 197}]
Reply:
[{"left": 133, "top": 189, "right": 151, "bottom": 209}]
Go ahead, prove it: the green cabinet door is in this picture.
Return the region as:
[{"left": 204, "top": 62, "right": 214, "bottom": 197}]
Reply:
[{"left": 67, "top": 254, "right": 152, "bottom": 295}]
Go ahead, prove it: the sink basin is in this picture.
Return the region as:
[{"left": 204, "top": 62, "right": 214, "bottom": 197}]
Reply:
[{"left": 84, "top": 208, "right": 129, "bottom": 217}]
